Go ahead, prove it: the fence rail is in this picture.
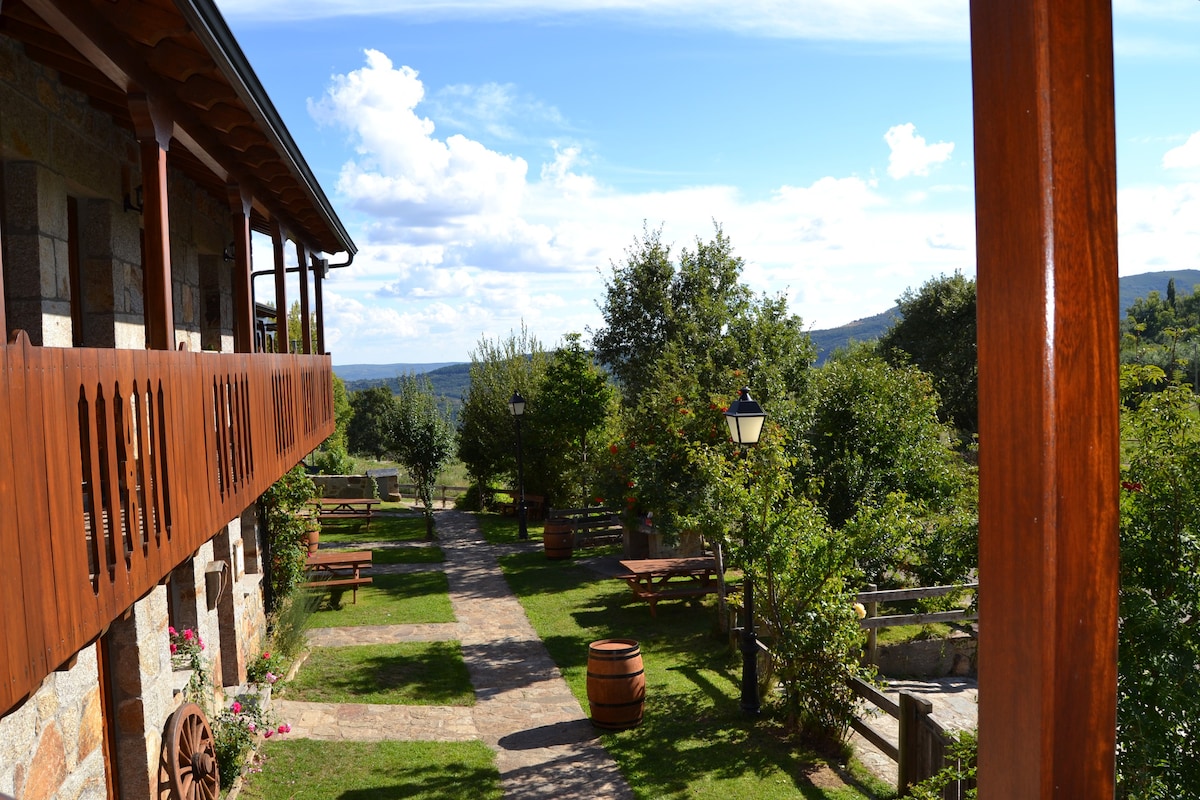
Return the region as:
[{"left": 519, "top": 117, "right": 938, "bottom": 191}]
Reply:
[{"left": 0, "top": 332, "right": 333, "bottom": 715}]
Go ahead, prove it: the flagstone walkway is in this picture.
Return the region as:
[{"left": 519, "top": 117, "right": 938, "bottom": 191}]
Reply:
[{"left": 274, "top": 510, "right": 633, "bottom": 799}]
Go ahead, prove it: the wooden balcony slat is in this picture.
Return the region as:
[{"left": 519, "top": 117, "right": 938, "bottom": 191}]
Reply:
[{"left": 0, "top": 341, "right": 32, "bottom": 714}]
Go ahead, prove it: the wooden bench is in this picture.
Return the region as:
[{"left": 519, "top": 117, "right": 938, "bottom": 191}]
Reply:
[
  {"left": 493, "top": 491, "right": 545, "bottom": 520},
  {"left": 549, "top": 506, "right": 623, "bottom": 549},
  {"left": 617, "top": 556, "right": 722, "bottom": 617},
  {"left": 313, "top": 498, "right": 380, "bottom": 530},
  {"left": 304, "top": 550, "right": 373, "bottom": 604}
]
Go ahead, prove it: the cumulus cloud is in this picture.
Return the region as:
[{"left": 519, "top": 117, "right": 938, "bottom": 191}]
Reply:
[
  {"left": 1163, "top": 132, "right": 1200, "bottom": 170},
  {"left": 885, "top": 123, "right": 954, "bottom": 179}
]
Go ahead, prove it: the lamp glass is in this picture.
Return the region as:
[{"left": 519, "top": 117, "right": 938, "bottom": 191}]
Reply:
[
  {"left": 509, "top": 392, "right": 526, "bottom": 417},
  {"left": 724, "top": 388, "right": 765, "bottom": 445}
]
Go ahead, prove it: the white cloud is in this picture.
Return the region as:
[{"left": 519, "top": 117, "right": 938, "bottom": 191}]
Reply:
[
  {"left": 885, "top": 123, "right": 954, "bottom": 180},
  {"left": 218, "top": 0, "right": 968, "bottom": 43},
  {"left": 307, "top": 50, "right": 981, "bottom": 363},
  {"left": 1163, "top": 132, "right": 1200, "bottom": 170}
]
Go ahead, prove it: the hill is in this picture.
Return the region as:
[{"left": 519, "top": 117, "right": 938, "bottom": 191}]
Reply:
[
  {"left": 806, "top": 269, "right": 1200, "bottom": 363},
  {"left": 334, "top": 362, "right": 458, "bottom": 382}
]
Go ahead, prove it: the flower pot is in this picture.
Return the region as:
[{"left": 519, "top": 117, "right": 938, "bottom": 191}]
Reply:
[{"left": 306, "top": 527, "right": 320, "bottom": 555}]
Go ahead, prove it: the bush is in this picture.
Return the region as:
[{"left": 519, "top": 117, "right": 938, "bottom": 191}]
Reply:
[{"left": 262, "top": 465, "right": 317, "bottom": 612}]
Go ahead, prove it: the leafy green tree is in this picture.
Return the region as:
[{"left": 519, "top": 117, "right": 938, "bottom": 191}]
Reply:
[
  {"left": 286, "top": 300, "right": 319, "bottom": 353},
  {"left": 878, "top": 272, "right": 977, "bottom": 434},
  {"left": 456, "top": 326, "right": 550, "bottom": 498},
  {"left": 593, "top": 223, "right": 812, "bottom": 405},
  {"left": 313, "top": 374, "right": 354, "bottom": 474},
  {"left": 346, "top": 386, "right": 397, "bottom": 460},
  {"left": 536, "top": 333, "right": 616, "bottom": 506},
  {"left": 1116, "top": 366, "right": 1200, "bottom": 798},
  {"left": 389, "top": 376, "right": 456, "bottom": 540},
  {"left": 802, "top": 345, "right": 976, "bottom": 585}
]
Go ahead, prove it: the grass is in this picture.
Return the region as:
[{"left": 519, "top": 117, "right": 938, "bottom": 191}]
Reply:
[
  {"left": 499, "top": 550, "right": 897, "bottom": 800},
  {"left": 238, "top": 739, "right": 501, "bottom": 800},
  {"left": 371, "top": 545, "right": 445, "bottom": 564},
  {"left": 281, "top": 642, "right": 475, "bottom": 705},
  {"left": 475, "top": 512, "right": 545, "bottom": 545},
  {"left": 306, "top": 572, "right": 454, "bottom": 625},
  {"left": 319, "top": 514, "right": 429, "bottom": 545}
]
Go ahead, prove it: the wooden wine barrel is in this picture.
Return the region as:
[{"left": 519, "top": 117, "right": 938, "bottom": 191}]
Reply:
[
  {"left": 587, "top": 639, "right": 645, "bottom": 729},
  {"left": 543, "top": 518, "right": 573, "bottom": 560}
]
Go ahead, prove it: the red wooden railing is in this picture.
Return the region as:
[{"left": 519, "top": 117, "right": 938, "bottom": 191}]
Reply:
[{"left": 0, "top": 331, "right": 333, "bottom": 715}]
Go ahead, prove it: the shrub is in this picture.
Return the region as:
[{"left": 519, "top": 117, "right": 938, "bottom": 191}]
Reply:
[{"left": 261, "top": 465, "right": 317, "bottom": 612}]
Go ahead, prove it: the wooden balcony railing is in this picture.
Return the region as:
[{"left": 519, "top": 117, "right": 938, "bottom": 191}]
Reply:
[{"left": 0, "top": 332, "right": 334, "bottom": 715}]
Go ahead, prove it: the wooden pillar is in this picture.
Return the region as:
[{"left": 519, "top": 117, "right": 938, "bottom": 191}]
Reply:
[
  {"left": 312, "top": 255, "right": 326, "bottom": 356},
  {"left": 128, "top": 94, "right": 175, "bottom": 351},
  {"left": 270, "top": 220, "right": 287, "bottom": 353},
  {"left": 295, "top": 241, "right": 312, "bottom": 354},
  {"left": 0, "top": 211, "right": 7, "bottom": 339},
  {"left": 970, "top": 0, "right": 1120, "bottom": 796},
  {"left": 228, "top": 186, "right": 253, "bottom": 354}
]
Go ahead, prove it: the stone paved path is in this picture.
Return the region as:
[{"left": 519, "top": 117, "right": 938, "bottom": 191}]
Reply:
[{"left": 275, "top": 510, "right": 633, "bottom": 800}]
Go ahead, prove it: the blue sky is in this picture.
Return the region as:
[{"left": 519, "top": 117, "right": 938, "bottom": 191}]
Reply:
[{"left": 215, "top": 1, "right": 1200, "bottom": 365}]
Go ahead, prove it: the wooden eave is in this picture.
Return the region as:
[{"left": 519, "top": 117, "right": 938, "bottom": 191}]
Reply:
[{"left": 0, "top": 0, "right": 356, "bottom": 258}]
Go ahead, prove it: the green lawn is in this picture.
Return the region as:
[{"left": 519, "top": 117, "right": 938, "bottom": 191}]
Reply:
[
  {"left": 319, "top": 514, "right": 429, "bottom": 545},
  {"left": 239, "top": 739, "right": 501, "bottom": 800},
  {"left": 282, "top": 642, "right": 474, "bottom": 705},
  {"left": 475, "top": 512, "right": 546, "bottom": 545},
  {"left": 499, "top": 550, "right": 896, "bottom": 800},
  {"left": 372, "top": 545, "right": 445, "bottom": 564},
  {"left": 306, "top": 572, "right": 454, "bottom": 625}
]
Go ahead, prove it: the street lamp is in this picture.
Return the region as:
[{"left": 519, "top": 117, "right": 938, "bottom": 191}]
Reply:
[
  {"left": 509, "top": 391, "right": 529, "bottom": 541},
  {"left": 725, "top": 387, "right": 766, "bottom": 715}
]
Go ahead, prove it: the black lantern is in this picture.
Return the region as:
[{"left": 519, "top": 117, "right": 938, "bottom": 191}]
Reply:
[
  {"left": 509, "top": 392, "right": 529, "bottom": 541},
  {"left": 726, "top": 386, "right": 765, "bottom": 714}
]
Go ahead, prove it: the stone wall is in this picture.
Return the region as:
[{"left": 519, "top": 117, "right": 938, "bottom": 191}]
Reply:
[{"left": 312, "top": 473, "right": 394, "bottom": 499}]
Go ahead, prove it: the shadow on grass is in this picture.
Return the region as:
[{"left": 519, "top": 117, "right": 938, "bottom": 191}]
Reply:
[
  {"left": 289, "top": 641, "right": 472, "bottom": 705},
  {"left": 321, "top": 515, "right": 429, "bottom": 545}
]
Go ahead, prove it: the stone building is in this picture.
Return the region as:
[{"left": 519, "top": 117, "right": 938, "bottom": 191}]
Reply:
[{"left": 0, "top": 0, "right": 354, "bottom": 797}]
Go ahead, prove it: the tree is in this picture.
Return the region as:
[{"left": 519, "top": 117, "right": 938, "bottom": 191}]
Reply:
[
  {"left": 286, "top": 301, "right": 319, "bottom": 354},
  {"left": 389, "top": 376, "right": 456, "bottom": 540},
  {"left": 802, "top": 345, "right": 976, "bottom": 584},
  {"left": 347, "top": 386, "right": 397, "bottom": 460},
  {"left": 878, "top": 272, "right": 978, "bottom": 435},
  {"left": 535, "top": 334, "right": 616, "bottom": 506},
  {"left": 456, "top": 326, "right": 550, "bottom": 497},
  {"left": 1115, "top": 366, "right": 1200, "bottom": 798},
  {"left": 313, "top": 374, "right": 354, "bottom": 474}
]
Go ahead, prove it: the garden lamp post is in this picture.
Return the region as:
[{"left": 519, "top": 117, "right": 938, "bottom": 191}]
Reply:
[
  {"left": 725, "top": 387, "right": 766, "bottom": 715},
  {"left": 509, "top": 391, "right": 529, "bottom": 541}
]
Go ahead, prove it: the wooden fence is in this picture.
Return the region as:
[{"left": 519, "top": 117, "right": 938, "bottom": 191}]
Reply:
[
  {"left": 0, "top": 332, "right": 333, "bottom": 715},
  {"left": 851, "top": 582, "right": 978, "bottom": 797}
]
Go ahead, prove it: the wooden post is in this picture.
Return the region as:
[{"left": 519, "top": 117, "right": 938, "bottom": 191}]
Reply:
[
  {"left": 312, "top": 255, "right": 326, "bottom": 355},
  {"left": 865, "top": 583, "right": 878, "bottom": 667},
  {"left": 228, "top": 186, "right": 254, "bottom": 354},
  {"left": 296, "top": 241, "right": 312, "bottom": 354},
  {"left": 270, "top": 220, "right": 287, "bottom": 353},
  {"left": 128, "top": 94, "right": 175, "bottom": 350},
  {"left": 0, "top": 209, "right": 7, "bottom": 339},
  {"left": 898, "top": 691, "right": 935, "bottom": 794},
  {"left": 970, "top": 0, "right": 1120, "bottom": 797}
]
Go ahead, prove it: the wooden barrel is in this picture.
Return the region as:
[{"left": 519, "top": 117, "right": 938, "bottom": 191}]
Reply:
[
  {"left": 543, "top": 518, "right": 573, "bottom": 560},
  {"left": 587, "top": 639, "right": 645, "bottom": 729}
]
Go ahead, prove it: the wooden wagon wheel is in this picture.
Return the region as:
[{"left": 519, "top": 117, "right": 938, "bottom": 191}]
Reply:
[{"left": 164, "top": 702, "right": 220, "bottom": 800}]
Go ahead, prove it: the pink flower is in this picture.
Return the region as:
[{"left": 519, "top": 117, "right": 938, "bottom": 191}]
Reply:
[
  {"left": 266, "top": 672, "right": 278, "bottom": 684},
  {"left": 199, "top": 641, "right": 205, "bottom": 650},
  {"left": 183, "top": 629, "right": 194, "bottom": 641},
  {"left": 168, "top": 626, "right": 177, "bottom": 636},
  {"left": 170, "top": 643, "right": 177, "bottom": 654},
  {"left": 247, "top": 721, "right": 256, "bottom": 732},
  {"left": 278, "top": 723, "right": 291, "bottom": 734},
  {"left": 262, "top": 652, "right": 271, "bottom": 660},
  {"left": 263, "top": 729, "right": 273, "bottom": 739},
  {"left": 231, "top": 701, "right": 242, "bottom": 714}
]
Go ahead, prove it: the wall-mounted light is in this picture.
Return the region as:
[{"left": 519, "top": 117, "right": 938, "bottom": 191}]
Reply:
[{"left": 223, "top": 242, "right": 236, "bottom": 262}]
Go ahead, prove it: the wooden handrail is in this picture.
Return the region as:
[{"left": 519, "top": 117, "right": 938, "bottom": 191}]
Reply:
[{"left": 0, "top": 332, "right": 333, "bottom": 715}]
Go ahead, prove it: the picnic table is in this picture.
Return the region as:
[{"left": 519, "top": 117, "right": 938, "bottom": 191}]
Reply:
[
  {"left": 303, "top": 550, "right": 373, "bottom": 604},
  {"left": 618, "top": 556, "right": 723, "bottom": 617},
  {"left": 313, "top": 497, "right": 380, "bottom": 530}
]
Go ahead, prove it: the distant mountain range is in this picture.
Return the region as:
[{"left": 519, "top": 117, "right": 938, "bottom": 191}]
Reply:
[{"left": 335, "top": 269, "right": 1200, "bottom": 385}]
